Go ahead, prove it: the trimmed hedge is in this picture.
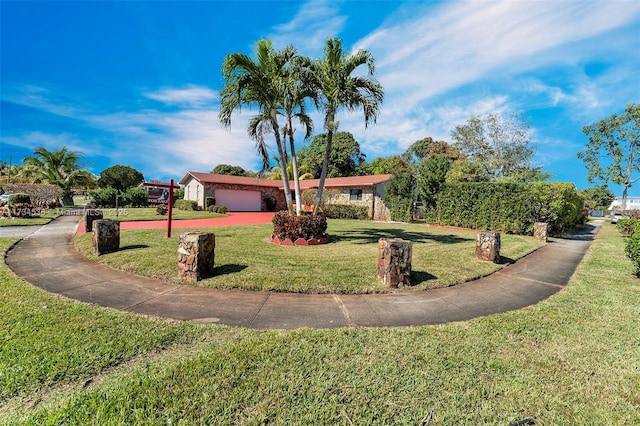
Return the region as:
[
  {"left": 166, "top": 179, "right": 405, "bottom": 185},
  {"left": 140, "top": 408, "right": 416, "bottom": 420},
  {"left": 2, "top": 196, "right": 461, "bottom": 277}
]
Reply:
[
  {"left": 624, "top": 230, "right": 640, "bottom": 276},
  {"left": 272, "top": 211, "right": 328, "bottom": 241},
  {"left": 426, "top": 182, "right": 584, "bottom": 235},
  {"left": 324, "top": 204, "right": 369, "bottom": 220},
  {"left": 7, "top": 193, "right": 32, "bottom": 207},
  {"left": 205, "top": 197, "right": 216, "bottom": 209},
  {"left": 207, "top": 205, "right": 228, "bottom": 214},
  {"left": 617, "top": 219, "right": 640, "bottom": 237},
  {"left": 174, "top": 199, "right": 198, "bottom": 211}
]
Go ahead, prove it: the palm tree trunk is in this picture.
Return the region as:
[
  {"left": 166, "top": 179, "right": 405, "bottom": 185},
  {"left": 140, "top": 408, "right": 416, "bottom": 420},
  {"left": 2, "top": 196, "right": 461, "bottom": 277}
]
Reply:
[
  {"left": 313, "top": 128, "right": 333, "bottom": 215},
  {"left": 273, "top": 122, "right": 294, "bottom": 215},
  {"left": 287, "top": 121, "right": 303, "bottom": 216}
]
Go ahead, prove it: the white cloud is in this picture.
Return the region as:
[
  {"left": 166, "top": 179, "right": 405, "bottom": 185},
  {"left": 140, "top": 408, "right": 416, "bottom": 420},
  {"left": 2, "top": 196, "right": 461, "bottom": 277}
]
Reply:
[
  {"left": 143, "top": 85, "right": 218, "bottom": 107},
  {"left": 268, "top": 0, "right": 346, "bottom": 55}
]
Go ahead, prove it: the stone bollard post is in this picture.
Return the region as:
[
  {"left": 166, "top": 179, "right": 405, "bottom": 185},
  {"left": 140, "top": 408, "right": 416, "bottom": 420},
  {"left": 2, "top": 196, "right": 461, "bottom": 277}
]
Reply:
[
  {"left": 377, "top": 238, "right": 412, "bottom": 287},
  {"left": 85, "top": 209, "right": 103, "bottom": 232},
  {"left": 533, "top": 222, "right": 548, "bottom": 242},
  {"left": 178, "top": 232, "right": 215, "bottom": 281},
  {"left": 476, "top": 231, "right": 501, "bottom": 263},
  {"left": 92, "top": 219, "right": 120, "bottom": 255}
]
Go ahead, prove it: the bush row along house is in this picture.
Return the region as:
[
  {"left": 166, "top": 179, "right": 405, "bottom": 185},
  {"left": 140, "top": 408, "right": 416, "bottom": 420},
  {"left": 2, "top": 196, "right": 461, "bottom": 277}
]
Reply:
[{"left": 179, "top": 172, "right": 393, "bottom": 220}]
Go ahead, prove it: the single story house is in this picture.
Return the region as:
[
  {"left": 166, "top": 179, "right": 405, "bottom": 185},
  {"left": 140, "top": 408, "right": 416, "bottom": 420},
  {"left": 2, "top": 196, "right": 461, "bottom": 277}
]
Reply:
[{"left": 179, "top": 172, "right": 393, "bottom": 220}]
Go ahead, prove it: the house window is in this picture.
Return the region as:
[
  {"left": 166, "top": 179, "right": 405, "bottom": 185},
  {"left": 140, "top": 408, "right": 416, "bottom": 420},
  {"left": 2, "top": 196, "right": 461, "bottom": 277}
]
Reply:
[{"left": 350, "top": 189, "right": 363, "bottom": 201}]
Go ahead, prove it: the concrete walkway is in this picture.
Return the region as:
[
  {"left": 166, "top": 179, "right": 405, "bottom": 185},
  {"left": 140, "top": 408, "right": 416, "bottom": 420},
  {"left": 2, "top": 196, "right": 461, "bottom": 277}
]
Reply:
[{"left": 5, "top": 214, "right": 601, "bottom": 329}]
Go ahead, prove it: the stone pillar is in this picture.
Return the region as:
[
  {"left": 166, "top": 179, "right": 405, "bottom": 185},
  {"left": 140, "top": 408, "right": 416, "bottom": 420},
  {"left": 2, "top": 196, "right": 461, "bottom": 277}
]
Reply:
[
  {"left": 85, "top": 209, "right": 103, "bottom": 232},
  {"left": 476, "top": 231, "right": 501, "bottom": 263},
  {"left": 178, "top": 232, "right": 215, "bottom": 281},
  {"left": 377, "top": 238, "right": 412, "bottom": 287},
  {"left": 534, "top": 222, "right": 548, "bottom": 242},
  {"left": 92, "top": 219, "right": 120, "bottom": 255}
]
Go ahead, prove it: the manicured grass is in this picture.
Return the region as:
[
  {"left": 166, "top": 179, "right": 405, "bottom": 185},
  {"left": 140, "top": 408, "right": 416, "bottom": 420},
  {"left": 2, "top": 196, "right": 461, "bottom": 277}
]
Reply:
[
  {"left": 0, "top": 217, "right": 53, "bottom": 227},
  {"left": 2, "top": 222, "right": 639, "bottom": 424},
  {"left": 94, "top": 206, "right": 226, "bottom": 222},
  {"left": 74, "top": 220, "right": 544, "bottom": 293}
]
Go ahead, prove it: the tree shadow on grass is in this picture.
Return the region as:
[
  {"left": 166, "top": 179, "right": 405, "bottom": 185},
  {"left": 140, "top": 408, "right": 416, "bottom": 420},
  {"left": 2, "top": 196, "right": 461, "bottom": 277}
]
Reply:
[
  {"left": 332, "top": 228, "right": 472, "bottom": 245},
  {"left": 119, "top": 244, "right": 150, "bottom": 251}
]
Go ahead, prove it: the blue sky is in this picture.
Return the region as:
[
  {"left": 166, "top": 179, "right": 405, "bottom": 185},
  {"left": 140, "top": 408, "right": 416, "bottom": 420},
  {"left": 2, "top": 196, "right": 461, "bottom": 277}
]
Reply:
[{"left": 1, "top": 0, "right": 639, "bottom": 195}]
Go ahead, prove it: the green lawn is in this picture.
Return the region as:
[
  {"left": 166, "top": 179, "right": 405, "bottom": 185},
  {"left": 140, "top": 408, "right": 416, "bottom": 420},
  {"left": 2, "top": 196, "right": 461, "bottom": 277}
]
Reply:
[
  {"left": 74, "top": 220, "right": 544, "bottom": 293},
  {"left": 2, "top": 222, "right": 639, "bottom": 424},
  {"left": 0, "top": 217, "right": 53, "bottom": 227}
]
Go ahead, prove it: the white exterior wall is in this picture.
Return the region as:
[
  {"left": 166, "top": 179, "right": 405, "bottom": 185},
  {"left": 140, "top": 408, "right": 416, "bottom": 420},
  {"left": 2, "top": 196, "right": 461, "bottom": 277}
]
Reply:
[
  {"left": 609, "top": 197, "right": 640, "bottom": 210},
  {"left": 183, "top": 178, "right": 204, "bottom": 208}
]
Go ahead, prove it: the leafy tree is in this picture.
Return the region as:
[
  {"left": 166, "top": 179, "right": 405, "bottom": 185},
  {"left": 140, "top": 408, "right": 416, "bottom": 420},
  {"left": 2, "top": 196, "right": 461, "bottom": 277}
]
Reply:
[
  {"left": 580, "top": 185, "right": 616, "bottom": 210},
  {"left": 21, "top": 146, "right": 95, "bottom": 205},
  {"left": 357, "top": 155, "right": 410, "bottom": 176},
  {"left": 445, "top": 158, "right": 489, "bottom": 183},
  {"left": 402, "top": 137, "right": 461, "bottom": 164},
  {"left": 98, "top": 165, "right": 144, "bottom": 192},
  {"left": 211, "top": 164, "right": 250, "bottom": 176},
  {"left": 579, "top": 103, "right": 639, "bottom": 211},
  {"left": 451, "top": 112, "right": 545, "bottom": 182},
  {"left": 304, "top": 37, "right": 384, "bottom": 214},
  {"left": 416, "top": 154, "right": 453, "bottom": 209},
  {"left": 384, "top": 169, "right": 415, "bottom": 222},
  {"left": 298, "top": 132, "right": 365, "bottom": 178},
  {"left": 219, "top": 40, "right": 298, "bottom": 215}
]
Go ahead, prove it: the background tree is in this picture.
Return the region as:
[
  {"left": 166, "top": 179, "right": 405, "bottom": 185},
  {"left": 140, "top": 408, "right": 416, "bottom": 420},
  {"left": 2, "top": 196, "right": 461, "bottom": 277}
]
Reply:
[
  {"left": 579, "top": 103, "right": 639, "bottom": 211},
  {"left": 97, "top": 165, "right": 144, "bottom": 192},
  {"left": 579, "top": 185, "right": 616, "bottom": 211},
  {"left": 402, "top": 137, "right": 461, "bottom": 165},
  {"left": 304, "top": 37, "right": 384, "bottom": 214},
  {"left": 219, "top": 40, "right": 298, "bottom": 215},
  {"left": 298, "top": 132, "right": 365, "bottom": 178},
  {"left": 451, "top": 112, "right": 545, "bottom": 182},
  {"left": 416, "top": 154, "right": 453, "bottom": 209},
  {"left": 211, "top": 164, "right": 251, "bottom": 176},
  {"left": 21, "top": 146, "right": 95, "bottom": 205},
  {"left": 357, "top": 155, "right": 410, "bottom": 176}
]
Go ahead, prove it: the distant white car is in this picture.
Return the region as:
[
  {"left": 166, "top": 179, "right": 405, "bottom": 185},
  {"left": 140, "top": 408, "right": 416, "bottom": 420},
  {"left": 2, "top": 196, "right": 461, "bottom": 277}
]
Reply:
[
  {"left": 610, "top": 211, "right": 624, "bottom": 224},
  {"left": 0, "top": 192, "right": 12, "bottom": 203}
]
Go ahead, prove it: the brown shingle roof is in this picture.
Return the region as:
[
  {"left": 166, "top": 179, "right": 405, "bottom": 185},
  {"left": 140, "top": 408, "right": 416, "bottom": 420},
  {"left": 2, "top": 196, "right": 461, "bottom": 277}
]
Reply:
[{"left": 179, "top": 172, "right": 393, "bottom": 189}]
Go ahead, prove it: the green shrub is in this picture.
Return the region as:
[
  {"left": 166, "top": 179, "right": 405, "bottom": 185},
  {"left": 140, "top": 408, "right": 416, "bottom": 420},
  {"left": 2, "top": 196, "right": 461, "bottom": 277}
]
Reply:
[
  {"left": 426, "top": 182, "right": 584, "bottom": 235},
  {"left": 7, "top": 193, "right": 31, "bottom": 207},
  {"left": 383, "top": 171, "right": 415, "bottom": 223},
  {"left": 206, "top": 205, "right": 227, "bottom": 214},
  {"left": 121, "top": 187, "right": 149, "bottom": 207},
  {"left": 205, "top": 196, "right": 216, "bottom": 209},
  {"left": 174, "top": 199, "right": 198, "bottom": 211},
  {"left": 272, "top": 211, "right": 328, "bottom": 240},
  {"left": 89, "top": 187, "right": 118, "bottom": 208},
  {"left": 617, "top": 219, "right": 640, "bottom": 237},
  {"left": 324, "top": 204, "right": 369, "bottom": 220},
  {"left": 624, "top": 230, "right": 640, "bottom": 276},
  {"left": 173, "top": 188, "right": 185, "bottom": 200}
]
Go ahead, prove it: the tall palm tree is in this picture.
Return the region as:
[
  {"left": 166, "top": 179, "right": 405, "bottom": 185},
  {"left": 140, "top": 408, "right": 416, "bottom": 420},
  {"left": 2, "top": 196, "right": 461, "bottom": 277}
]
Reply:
[
  {"left": 22, "top": 146, "right": 95, "bottom": 205},
  {"left": 219, "top": 40, "right": 302, "bottom": 215},
  {"left": 281, "top": 59, "right": 314, "bottom": 215},
  {"left": 305, "top": 37, "right": 384, "bottom": 214}
]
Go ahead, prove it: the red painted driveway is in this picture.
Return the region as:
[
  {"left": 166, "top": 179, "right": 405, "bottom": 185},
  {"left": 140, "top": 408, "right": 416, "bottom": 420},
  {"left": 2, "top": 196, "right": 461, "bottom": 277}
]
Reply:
[{"left": 77, "top": 212, "right": 275, "bottom": 234}]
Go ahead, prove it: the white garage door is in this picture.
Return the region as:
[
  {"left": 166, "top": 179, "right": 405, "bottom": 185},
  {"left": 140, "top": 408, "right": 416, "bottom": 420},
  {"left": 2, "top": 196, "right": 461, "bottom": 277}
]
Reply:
[{"left": 215, "top": 189, "right": 262, "bottom": 211}]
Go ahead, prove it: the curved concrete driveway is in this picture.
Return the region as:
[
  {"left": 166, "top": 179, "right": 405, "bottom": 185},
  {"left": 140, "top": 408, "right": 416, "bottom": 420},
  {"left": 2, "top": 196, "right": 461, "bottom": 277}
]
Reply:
[{"left": 5, "top": 215, "right": 601, "bottom": 329}]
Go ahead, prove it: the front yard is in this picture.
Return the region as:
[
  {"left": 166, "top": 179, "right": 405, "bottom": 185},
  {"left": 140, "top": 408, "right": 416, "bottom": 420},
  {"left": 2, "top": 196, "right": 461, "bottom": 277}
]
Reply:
[{"left": 74, "top": 220, "right": 544, "bottom": 293}]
